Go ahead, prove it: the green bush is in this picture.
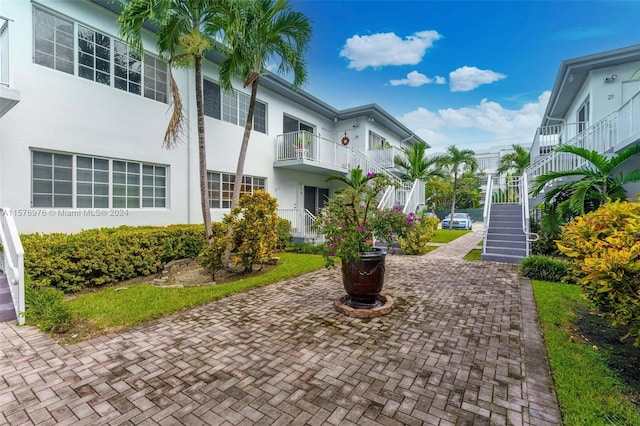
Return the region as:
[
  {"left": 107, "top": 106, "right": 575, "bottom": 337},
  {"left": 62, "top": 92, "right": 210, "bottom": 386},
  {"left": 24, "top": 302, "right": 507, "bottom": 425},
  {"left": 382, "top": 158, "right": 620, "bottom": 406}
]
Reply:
[
  {"left": 519, "top": 255, "right": 570, "bottom": 282},
  {"left": 225, "top": 190, "right": 279, "bottom": 272},
  {"left": 557, "top": 199, "right": 640, "bottom": 345},
  {"left": 398, "top": 215, "right": 439, "bottom": 255},
  {"left": 286, "top": 242, "right": 326, "bottom": 254},
  {"left": 25, "top": 281, "right": 72, "bottom": 333},
  {"left": 276, "top": 218, "right": 293, "bottom": 250},
  {"left": 21, "top": 224, "right": 206, "bottom": 292},
  {"left": 199, "top": 222, "right": 230, "bottom": 279}
]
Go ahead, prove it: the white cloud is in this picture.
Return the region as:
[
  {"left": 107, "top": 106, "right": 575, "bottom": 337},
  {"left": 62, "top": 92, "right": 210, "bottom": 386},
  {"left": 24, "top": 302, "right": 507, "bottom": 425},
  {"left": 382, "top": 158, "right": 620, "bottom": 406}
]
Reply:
[
  {"left": 449, "top": 66, "right": 507, "bottom": 92},
  {"left": 397, "top": 91, "right": 551, "bottom": 150},
  {"left": 340, "top": 30, "right": 441, "bottom": 71},
  {"left": 389, "top": 71, "right": 446, "bottom": 87}
]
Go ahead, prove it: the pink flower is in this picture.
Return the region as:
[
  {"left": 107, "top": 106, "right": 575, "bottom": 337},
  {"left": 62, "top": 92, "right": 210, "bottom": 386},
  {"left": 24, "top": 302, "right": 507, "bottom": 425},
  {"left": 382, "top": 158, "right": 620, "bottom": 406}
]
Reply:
[
  {"left": 359, "top": 226, "right": 366, "bottom": 232},
  {"left": 367, "top": 172, "right": 376, "bottom": 178}
]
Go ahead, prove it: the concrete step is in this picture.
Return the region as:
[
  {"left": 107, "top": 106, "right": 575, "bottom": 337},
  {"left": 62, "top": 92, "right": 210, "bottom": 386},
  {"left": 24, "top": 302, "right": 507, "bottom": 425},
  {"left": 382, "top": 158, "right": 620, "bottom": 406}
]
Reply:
[
  {"left": 481, "top": 253, "right": 525, "bottom": 264},
  {"left": 0, "top": 274, "right": 16, "bottom": 322},
  {"left": 486, "top": 229, "right": 526, "bottom": 237},
  {"left": 484, "top": 239, "right": 528, "bottom": 250},
  {"left": 484, "top": 246, "right": 527, "bottom": 257}
]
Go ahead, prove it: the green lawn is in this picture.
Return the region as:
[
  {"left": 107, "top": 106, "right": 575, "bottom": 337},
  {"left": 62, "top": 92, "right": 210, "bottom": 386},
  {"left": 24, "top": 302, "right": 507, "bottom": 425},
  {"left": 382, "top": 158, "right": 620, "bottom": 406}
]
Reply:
[
  {"left": 463, "top": 249, "right": 482, "bottom": 261},
  {"left": 532, "top": 280, "right": 640, "bottom": 425},
  {"left": 69, "top": 253, "right": 325, "bottom": 330},
  {"left": 431, "top": 229, "right": 471, "bottom": 243}
]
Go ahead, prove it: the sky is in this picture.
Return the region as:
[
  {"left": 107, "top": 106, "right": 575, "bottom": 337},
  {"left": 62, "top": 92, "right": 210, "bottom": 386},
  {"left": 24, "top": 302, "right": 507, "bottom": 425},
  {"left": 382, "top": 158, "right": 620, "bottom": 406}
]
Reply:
[{"left": 285, "top": 0, "right": 640, "bottom": 153}]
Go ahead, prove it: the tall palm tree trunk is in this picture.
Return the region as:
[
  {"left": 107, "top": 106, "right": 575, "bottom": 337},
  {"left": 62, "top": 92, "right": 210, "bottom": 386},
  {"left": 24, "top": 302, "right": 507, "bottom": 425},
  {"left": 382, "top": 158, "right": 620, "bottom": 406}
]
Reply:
[
  {"left": 450, "top": 171, "right": 457, "bottom": 230},
  {"left": 230, "top": 78, "right": 258, "bottom": 209},
  {"left": 195, "top": 55, "right": 212, "bottom": 240}
]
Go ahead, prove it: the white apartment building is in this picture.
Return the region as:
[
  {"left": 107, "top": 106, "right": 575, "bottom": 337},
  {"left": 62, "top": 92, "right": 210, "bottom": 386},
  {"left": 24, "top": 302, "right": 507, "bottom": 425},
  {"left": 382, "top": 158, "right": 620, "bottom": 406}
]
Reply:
[{"left": 0, "top": 1, "right": 426, "bottom": 235}]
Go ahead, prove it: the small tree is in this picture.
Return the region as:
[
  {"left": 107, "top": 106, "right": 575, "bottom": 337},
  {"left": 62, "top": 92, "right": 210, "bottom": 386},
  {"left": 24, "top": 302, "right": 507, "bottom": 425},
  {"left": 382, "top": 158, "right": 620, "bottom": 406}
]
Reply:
[{"left": 440, "top": 146, "right": 477, "bottom": 228}]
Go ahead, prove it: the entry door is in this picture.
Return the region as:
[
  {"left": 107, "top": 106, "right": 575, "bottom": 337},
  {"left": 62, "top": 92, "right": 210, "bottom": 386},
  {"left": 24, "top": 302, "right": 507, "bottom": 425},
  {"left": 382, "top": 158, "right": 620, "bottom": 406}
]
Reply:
[{"left": 304, "top": 186, "right": 329, "bottom": 215}]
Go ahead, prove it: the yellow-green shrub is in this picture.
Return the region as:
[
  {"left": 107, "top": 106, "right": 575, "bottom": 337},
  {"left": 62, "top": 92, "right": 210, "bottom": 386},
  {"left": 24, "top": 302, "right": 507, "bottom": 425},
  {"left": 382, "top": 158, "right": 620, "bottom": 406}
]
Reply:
[
  {"left": 199, "top": 222, "right": 230, "bottom": 279},
  {"left": 557, "top": 199, "right": 640, "bottom": 345},
  {"left": 226, "top": 190, "right": 279, "bottom": 272},
  {"left": 21, "top": 224, "right": 206, "bottom": 292},
  {"left": 398, "top": 216, "right": 439, "bottom": 255}
]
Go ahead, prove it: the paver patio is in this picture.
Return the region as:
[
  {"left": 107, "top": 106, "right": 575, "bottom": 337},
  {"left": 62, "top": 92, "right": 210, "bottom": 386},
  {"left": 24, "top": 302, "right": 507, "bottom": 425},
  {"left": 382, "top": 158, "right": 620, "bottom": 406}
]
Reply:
[{"left": 0, "top": 230, "right": 561, "bottom": 425}]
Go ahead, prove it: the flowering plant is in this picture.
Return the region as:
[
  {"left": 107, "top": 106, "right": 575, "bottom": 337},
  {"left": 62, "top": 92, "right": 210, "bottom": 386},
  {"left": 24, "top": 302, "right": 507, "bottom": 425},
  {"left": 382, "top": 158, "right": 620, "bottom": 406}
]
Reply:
[{"left": 315, "top": 167, "right": 418, "bottom": 268}]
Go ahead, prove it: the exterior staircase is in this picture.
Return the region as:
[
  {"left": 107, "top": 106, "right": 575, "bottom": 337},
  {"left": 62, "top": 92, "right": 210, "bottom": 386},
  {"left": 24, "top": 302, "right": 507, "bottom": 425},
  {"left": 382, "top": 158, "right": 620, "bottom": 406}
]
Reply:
[
  {"left": 0, "top": 273, "right": 17, "bottom": 322},
  {"left": 482, "top": 204, "right": 528, "bottom": 263},
  {"left": 481, "top": 176, "right": 534, "bottom": 264}
]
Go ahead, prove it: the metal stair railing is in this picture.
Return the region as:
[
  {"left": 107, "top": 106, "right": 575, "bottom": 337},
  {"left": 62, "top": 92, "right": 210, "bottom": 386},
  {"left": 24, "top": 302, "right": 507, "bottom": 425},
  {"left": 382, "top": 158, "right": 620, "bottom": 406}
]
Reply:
[
  {"left": 482, "top": 175, "right": 493, "bottom": 255},
  {"left": 0, "top": 208, "right": 24, "bottom": 325},
  {"left": 521, "top": 174, "right": 538, "bottom": 256}
]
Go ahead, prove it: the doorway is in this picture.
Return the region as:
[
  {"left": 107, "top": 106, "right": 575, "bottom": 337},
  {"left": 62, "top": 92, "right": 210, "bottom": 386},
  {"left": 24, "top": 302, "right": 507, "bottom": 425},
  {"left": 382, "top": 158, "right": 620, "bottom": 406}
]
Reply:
[{"left": 304, "top": 186, "right": 329, "bottom": 215}]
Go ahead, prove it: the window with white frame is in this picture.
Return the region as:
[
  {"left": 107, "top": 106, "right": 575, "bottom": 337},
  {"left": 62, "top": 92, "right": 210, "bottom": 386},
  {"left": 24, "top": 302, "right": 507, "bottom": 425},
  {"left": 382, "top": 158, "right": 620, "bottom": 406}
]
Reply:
[
  {"left": 77, "top": 25, "right": 111, "bottom": 85},
  {"left": 32, "top": 5, "right": 167, "bottom": 104},
  {"left": 33, "top": 6, "right": 74, "bottom": 74},
  {"left": 207, "top": 171, "right": 266, "bottom": 208},
  {"left": 368, "top": 131, "right": 384, "bottom": 150},
  {"left": 31, "top": 150, "right": 167, "bottom": 208},
  {"left": 114, "top": 40, "right": 142, "bottom": 95},
  {"left": 203, "top": 80, "right": 267, "bottom": 133}
]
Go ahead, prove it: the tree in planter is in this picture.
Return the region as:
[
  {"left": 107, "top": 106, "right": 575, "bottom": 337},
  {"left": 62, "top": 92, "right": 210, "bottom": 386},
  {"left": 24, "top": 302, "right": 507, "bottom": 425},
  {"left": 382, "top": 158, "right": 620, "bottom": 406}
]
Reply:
[
  {"left": 439, "top": 146, "right": 477, "bottom": 229},
  {"left": 118, "top": 0, "right": 226, "bottom": 240}
]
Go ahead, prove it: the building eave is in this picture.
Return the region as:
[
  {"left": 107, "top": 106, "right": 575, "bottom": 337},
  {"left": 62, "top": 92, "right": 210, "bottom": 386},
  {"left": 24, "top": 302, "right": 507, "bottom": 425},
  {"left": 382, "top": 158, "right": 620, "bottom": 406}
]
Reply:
[{"left": 542, "top": 44, "right": 640, "bottom": 127}]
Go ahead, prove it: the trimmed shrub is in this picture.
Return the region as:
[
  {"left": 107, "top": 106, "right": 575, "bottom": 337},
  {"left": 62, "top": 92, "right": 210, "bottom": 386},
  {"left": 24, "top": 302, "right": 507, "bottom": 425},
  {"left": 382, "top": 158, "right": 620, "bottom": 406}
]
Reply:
[
  {"left": 199, "top": 222, "right": 230, "bottom": 279},
  {"left": 276, "top": 218, "right": 293, "bottom": 250},
  {"left": 519, "top": 255, "right": 569, "bottom": 282},
  {"left": 398, "top": 216, "right": 440, "bottom": 255},
  {"left": 21, "top": 224, "right": 206, "bottom": 292},
  {"left": 225, "top": 190, "right": 279, "bottom": 272},
  {"left": 556, "top": 199, "right": 640, "bottom": 345},
  {"left": 286, "top": 242, "right": 325, "bottom": 255}
]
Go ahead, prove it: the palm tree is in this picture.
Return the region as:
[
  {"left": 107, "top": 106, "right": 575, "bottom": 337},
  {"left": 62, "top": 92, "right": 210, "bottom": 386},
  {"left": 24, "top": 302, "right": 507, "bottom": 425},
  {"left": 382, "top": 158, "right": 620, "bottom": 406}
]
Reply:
[
  {"left": 440, "top": 146, "right": 477, "bottom": 229},
  {"left": 218, "top": 0, "right": 311, "bottom": 210},
  {"left": 531, "top": 144, "right": 640, "bottom": 217},
  {"left": 393, "top": 141, "right": 445, "bottom": 182},
  {"left": 496, "top": 144, "right": 530, "bottom": 176},
  {"left": 118, "top": 0, "right": 225, "bottom": 240}
]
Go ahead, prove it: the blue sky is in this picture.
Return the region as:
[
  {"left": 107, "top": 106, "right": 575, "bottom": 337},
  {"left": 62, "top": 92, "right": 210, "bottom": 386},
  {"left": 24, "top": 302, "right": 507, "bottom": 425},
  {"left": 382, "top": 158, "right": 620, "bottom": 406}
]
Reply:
[{"left": 286, "top": 0, "right": 640, "bottom": 153}]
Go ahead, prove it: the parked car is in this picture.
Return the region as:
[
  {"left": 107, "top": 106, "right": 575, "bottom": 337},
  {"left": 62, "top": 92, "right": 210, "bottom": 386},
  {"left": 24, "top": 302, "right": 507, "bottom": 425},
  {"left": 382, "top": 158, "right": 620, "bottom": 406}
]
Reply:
[{"left": 441, "top": 212, "right": 473, "bottom": 230}]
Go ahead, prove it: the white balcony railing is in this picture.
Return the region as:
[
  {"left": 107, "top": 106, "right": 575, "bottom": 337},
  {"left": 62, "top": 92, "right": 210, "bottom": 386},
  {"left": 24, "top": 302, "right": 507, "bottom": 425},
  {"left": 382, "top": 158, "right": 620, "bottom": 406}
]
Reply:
[
  {"left": 277, "top": 208, "right": 323, "bottom": 242},
  {"left": 526, "top": 90, "right": 640, "bottom": 187},
  {"left": 368, "top": 146, "right": 403, "bottom": 169},
  {"left": 0, "top": 17, "right": 10, "bottom": 87},
  {"left": 275, "top": 131, "right": 350, "bottom": 170},
  {"left": 0, "top": 209, "right": 25, "bottom": 325}
]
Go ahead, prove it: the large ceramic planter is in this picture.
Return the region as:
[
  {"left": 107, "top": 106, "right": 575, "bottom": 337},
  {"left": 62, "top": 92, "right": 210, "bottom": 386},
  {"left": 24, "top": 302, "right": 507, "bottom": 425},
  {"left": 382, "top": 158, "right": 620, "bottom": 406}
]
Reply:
[{"left": 341, "top": 249, "right": 387, "bottom": 309}]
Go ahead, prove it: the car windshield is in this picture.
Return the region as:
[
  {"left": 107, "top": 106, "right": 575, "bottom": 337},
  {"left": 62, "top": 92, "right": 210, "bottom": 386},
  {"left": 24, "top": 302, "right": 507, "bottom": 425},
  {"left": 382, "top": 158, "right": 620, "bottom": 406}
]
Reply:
[{"left": 449, "top": 213, "right": 468, "bottom": 219}]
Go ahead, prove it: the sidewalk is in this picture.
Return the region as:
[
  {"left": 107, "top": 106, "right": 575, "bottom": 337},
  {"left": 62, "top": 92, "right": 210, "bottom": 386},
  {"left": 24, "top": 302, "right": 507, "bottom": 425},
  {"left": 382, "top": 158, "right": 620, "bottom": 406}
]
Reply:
[{"left": 0, "top": 231, "right": 561, "bottom": 425}]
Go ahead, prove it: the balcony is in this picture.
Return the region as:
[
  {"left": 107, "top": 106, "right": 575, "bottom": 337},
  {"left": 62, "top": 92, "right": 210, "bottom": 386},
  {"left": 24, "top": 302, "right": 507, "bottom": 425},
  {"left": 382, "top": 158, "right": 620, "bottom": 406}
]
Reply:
[
  {"left": 274, "top": 131, "right": 351, "bottom": 175},
  {"left": 0, "top": 16, "right": 20, "bottom": 118},
  {"left": 525, "top": 89, "right": 640, "bottom": 194}
]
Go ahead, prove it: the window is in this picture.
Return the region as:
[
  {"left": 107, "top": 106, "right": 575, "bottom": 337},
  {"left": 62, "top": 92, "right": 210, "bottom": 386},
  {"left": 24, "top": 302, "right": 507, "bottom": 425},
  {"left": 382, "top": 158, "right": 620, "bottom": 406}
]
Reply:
[
  {"left": 31, "top": 150, "right": 167, "bottom": 208},
  {"left": 32, "top": 6, "right": 167, "bottom": 103},
  {"left": 142, "top": 165, "right": 166, "bottom": 207},
  {"left": 203, "top": 80, "right": 267, "bottom": 133},
  {"left": 144, "top": 54, "right": 167, "bottom": 103},
  {"left": 114, "top": 41, "right": 142, "bottom": 95},
  {"left": 33, "top": 7, "right": 74, "bottom": 74},
  {"left": 77, "top": 156, "right": 110, "bottom": 208},
  {"left": 77, "top": 25, "right": 111, "bottom": 85},
  {"left": 283, "top": 115, "right": 313, "bottom": 134},
  {"left": 112, "top": 160, "right": 140, "bottom": 208},
  {"left": 32, "top": 151, "right": 73, "bottom": 207},
  {"left": 368, "top": 131, "right": 384, "bottom": 150},
  {"left": 577, "top": 98, "right": 590, "bottom": 134},
  {"left": 207, "top": 171, "right": 266, "bottom": 208},
  {"left": 222, "top": 90, "right": 237, "bottom": 124}
]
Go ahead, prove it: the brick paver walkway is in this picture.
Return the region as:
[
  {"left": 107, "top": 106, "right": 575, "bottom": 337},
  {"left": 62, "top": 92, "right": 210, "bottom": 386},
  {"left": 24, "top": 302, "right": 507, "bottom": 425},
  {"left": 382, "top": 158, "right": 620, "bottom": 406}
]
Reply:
[{"left": 0, "top": 230, "right": 561, "bottom": 425}]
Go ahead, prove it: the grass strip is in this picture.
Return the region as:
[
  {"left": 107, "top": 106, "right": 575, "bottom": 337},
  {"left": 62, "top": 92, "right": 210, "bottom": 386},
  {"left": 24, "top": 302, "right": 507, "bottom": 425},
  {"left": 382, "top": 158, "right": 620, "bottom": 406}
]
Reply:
[
  {"left": 69, "top": 253, "right": 325, "bottom": 330},
  {"left": 431, "top": 229, "right": 471, "bottom": 244},
  {"left": 531, "top": 280, "right": 640, "bottom": 425},
  {"left": 463, "top": 249, "right": 482, "bottom": 261}
]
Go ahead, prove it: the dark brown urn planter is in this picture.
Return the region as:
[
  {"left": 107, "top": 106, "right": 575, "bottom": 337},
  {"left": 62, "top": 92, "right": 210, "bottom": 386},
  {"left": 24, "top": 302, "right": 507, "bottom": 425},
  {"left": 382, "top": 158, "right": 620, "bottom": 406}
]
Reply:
[{"left": 341, "top": 249, "right": 387, "bottom": 309}]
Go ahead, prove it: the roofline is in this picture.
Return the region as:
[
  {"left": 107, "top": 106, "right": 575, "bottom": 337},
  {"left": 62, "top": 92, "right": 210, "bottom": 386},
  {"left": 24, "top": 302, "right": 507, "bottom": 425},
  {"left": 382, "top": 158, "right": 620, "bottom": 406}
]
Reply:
[
  {"left": 542, "top": 44, "right": 640, "bottom": 126},
  {"left": 87, "top": 0, "right": 426, "bottom": 147}
]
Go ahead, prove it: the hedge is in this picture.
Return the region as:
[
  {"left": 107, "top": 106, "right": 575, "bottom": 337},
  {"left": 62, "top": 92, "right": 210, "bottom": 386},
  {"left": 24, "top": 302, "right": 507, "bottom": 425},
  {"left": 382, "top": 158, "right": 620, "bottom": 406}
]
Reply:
[{"left": 21, "top": 224, "right": 206, "bottom": 292}]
